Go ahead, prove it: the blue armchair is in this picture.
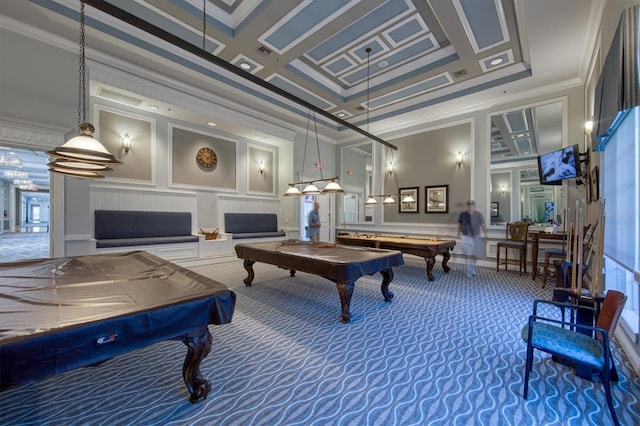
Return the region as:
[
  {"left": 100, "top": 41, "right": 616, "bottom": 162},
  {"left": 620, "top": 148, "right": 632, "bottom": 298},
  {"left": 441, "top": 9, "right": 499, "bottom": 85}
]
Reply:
[{"left": 521, "top": 290, "right": 627, "bottom": 425}]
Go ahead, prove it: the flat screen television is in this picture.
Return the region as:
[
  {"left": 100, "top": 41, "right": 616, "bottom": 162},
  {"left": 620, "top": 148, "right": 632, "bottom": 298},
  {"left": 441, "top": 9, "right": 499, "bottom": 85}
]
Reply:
[{"left": 537, "top": 144, "right": 580, "bottom": 185}]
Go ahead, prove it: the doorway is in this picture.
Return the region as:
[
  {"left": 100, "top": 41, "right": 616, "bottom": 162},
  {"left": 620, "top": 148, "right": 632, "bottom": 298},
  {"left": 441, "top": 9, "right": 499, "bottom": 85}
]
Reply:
[
  {"left": 0, "top": 146, "right": 51, "bottom": 261},
  {"left": 299, "top": 193, "right": 332, "bottom": 242}
]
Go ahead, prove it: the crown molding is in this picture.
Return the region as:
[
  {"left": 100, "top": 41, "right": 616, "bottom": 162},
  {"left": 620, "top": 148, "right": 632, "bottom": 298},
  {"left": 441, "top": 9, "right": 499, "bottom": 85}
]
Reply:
[
  {"left": 87, "top": 58, "right": 299, "bottom": 142},
  {"left": 0, "top": 115, "right": 69, "bottom": 150}
]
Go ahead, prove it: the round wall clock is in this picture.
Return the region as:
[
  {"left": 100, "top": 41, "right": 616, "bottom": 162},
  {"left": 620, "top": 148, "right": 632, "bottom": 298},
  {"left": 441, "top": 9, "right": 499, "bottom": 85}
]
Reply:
[{"left": 196, "top": 147, "right": 217, "bottom": 168}]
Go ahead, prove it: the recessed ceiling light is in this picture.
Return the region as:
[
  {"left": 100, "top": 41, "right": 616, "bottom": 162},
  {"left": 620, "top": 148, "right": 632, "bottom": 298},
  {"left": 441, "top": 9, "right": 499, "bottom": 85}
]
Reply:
[
  {"left": 490, "top": 58, "right": 504, "bottom": 66},
  {"left": 148, "top": 105, "right": 159, "bottom": 111},
  {"left": 240, "top": 62, "right": 251, "bottom": 70},
  {"left": 207, "top": 122, "right": 216, "bottom": 127},
  {"left": 337, "top": 112, "right": 345, "bottom": 117},
  {"left": 378, "top": 60, "right": 389, "bottom": 68}
]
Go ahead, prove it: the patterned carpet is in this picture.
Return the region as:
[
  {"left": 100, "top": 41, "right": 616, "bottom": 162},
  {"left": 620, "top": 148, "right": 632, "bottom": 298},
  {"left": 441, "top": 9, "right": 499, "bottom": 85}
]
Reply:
[
  {"left": 0, "top": 232, "right": 49, "bottom": 262},
  {"left": 0, "top": 259, "right": 638, "bottom": 425}
]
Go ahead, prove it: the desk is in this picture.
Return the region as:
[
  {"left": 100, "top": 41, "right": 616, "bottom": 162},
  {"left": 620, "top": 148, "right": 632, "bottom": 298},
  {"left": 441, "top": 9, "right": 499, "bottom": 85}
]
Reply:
[
  {"left": 234, "top": 240, "right": 404, "bottom": 323},
  {"left": 337, "top": 234, "right": 455, "bottom": 281},
  {"left": 0, "top": 251, "right": 236, "bottom": 402},
  {"left": 529, "top": 231, "right": 566, "bottom": 280}
]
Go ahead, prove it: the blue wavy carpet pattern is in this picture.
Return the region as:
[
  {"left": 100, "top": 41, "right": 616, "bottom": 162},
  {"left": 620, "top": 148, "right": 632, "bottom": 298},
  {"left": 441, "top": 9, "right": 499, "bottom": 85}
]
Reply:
[
  {"left": 0, "top": 231, "right": 49, "bottom": 261},
  {"left": 0, "top": 259, "right": 638, "bottom": 425}
]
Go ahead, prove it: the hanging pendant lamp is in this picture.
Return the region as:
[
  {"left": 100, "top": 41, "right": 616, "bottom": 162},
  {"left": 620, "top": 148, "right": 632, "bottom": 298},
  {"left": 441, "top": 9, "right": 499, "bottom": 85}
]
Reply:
[
  {"left": 283, "top": 111, "right": 344, "bottom": 196},
  {"left": 48, "top": 2, "right": 121, "bottom": 178}
]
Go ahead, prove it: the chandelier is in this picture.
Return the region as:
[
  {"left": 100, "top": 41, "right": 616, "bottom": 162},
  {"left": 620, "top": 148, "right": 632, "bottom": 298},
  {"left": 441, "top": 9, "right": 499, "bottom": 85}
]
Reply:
[
  {"left": 360, "top": 47, "right": 413, "bottom": 205},
  {"left": 0, "top": 155, "right": 22, "bottom": 168},
  {"left": 283, "top": 111, "right": 344, "bottom": 196},
  {"left": 3, "top": 170, "right": 29, "bottom": 179}
]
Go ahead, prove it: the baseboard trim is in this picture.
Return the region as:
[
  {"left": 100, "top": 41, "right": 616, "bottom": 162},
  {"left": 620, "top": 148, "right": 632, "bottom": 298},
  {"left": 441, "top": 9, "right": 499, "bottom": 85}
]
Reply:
[
  {"left": 177, "top": 255, "right": 238, "bottom": 268},
  {"left": 616, "top": 322, "right": 640, "bottom": 377}
]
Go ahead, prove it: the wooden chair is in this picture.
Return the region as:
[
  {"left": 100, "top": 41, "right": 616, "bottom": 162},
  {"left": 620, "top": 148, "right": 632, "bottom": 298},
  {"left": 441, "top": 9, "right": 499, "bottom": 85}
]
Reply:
[
  {"left": 521, "top": 290, "right": 627, "bottom": 425},
  {"left": 541, "top": 248, "right": 565, "bottom": 288},
  {"left": 496, "top": 222, "right": 530, "bottom": 275}
]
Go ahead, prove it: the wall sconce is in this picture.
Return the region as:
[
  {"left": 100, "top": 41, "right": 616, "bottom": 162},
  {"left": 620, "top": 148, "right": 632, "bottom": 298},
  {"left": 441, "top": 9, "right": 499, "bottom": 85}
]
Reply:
[
  {"left": 584, "top": 120, "right": 593, "bottom": 135},
  {"left": 122, "top": 133, "right": 131, "bottom": 152},
  {"left": 456, "top": 151, "right": 463, "bottom": 166},
  {"left": 501, "top": 184, "right": 508, "bottom": 195},
  {"left": 387, "top": 161, "right": 394, "bottom": 175},
  {"left": 259, "top": 161, "right": 265, "bottom": 175}
]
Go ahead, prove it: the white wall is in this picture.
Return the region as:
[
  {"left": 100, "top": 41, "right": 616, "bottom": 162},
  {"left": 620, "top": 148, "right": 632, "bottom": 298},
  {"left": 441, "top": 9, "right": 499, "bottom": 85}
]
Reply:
[{"left": 0, "top": 28, "right": 76, "bottom": 129}]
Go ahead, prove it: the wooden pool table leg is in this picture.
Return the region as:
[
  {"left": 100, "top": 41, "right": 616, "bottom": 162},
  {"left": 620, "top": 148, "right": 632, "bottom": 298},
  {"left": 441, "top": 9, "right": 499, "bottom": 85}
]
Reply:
[
  {"left": 335, "top": 280, "right": 355, "bottom": 323},
  {"left": 441, "top": 249, "right": 452, "bottom": 273},
  {"left": 242, "top": 260, "right": 255, "bottom": 286},
  {"left": 425, "top": 257, "right": 436, "bottom": 281},
  {"left": 380, "top": 268, "right": 394, "bottom": 302},
  {"left": 182, "top": 326, "right": 213, "bottom": 403}
]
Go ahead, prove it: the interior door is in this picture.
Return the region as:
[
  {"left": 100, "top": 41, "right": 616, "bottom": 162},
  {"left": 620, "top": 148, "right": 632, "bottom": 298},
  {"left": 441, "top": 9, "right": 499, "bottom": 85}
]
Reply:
[
  {"left": 299, "top": 193, "right": 333, "bottom": 242},
  {"left": 317, "top": 193, "right": 332, "bottom": 242}
]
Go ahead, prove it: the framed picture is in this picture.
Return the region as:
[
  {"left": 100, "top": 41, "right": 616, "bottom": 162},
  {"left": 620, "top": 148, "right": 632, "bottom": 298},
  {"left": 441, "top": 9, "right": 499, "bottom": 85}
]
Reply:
[
  {"left": 425, "top": 185, "right": 449, "bottom": 213},
  {"left": 398, "top": 187, "right": 419, "bottom": 213},
  {"left": 590, "top": 166, "right": 599, "bottom": 201},
  {"left": 490, "top": 202, "right": 499, "bottom": 217}
]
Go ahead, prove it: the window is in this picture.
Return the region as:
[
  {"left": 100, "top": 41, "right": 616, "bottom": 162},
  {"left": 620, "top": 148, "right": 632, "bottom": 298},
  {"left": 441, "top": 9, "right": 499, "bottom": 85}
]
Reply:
[{"left": 602, "top": 107, "right": 640, "bottom": 338}]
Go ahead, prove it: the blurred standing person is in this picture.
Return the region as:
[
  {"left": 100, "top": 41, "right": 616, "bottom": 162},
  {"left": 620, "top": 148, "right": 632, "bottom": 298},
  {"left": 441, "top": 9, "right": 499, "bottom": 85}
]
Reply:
[
  {"left": 308, "top": 201, "right": 321, "bottom": 242},
  {"left": 457, "top": 200, "right": 487, "bottom": 278}
]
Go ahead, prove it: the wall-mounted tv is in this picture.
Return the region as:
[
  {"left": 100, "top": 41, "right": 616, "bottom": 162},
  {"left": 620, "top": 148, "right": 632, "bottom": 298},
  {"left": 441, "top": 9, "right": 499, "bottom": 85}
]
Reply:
[{"left": 537, "top": 144, "right": 580, "bottom": 185}]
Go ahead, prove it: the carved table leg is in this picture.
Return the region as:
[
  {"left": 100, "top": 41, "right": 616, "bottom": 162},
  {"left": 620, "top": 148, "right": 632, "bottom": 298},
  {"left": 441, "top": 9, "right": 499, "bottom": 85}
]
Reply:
[
  {"left": 335, "top": 280, "right": 355, "bottom": 323},
  {"left": 379, "top": 268, "right": 394, "bottom": 302},
  {"left": 182, "top": 326, "right": 213, "bottom": 403},
  {"left": 441, "top": 249, "right": 451, "bottom": 273},
  {"left": 243, "top": 260, "right": 255, "bottom": 286},
  {"left": 425, "top": 257, "right": 436, "bottom": 281}
]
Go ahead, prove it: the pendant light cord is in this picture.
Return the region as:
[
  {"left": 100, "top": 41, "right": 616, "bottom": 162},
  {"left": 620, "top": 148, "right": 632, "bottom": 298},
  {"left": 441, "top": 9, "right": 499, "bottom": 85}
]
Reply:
[
  {"left": 314, "top": 112, "right": 324, "bottom": 181},
  {"left": 391, "top": 149, "right": 400, "bottom": 192},
  {"left": 78, "top": 1, "right": 86, "bottom": 126},
  {"left": 300, "top": 110, "right": 312, "bottom": 182},
  {"left": 366, "top": 47, "right": 383, "bottom": 197},
  {"left": 202, "top": 0, "right": 206, "bottom": 50}
]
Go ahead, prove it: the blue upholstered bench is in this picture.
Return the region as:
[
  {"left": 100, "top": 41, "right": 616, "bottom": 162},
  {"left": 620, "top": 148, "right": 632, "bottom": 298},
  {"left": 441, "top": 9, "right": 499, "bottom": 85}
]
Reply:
[
  {"left": 224, "top": 213, "right": 286, "bottom": 240},
  {"left": 94, "top": 210, "right": 198, "bottom": 248}
]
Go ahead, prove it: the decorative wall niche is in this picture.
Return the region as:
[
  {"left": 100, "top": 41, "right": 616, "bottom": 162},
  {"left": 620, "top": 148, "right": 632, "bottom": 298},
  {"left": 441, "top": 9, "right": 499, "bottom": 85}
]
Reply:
[
  {"left": 247, "top": 143, "right": 276, "bottom": 196},
  {"left": 95, "top": 106, "right": 155, "bottom": 184},
  {"left": 169, "top": 124, "right": 237, "bottom": 191}
]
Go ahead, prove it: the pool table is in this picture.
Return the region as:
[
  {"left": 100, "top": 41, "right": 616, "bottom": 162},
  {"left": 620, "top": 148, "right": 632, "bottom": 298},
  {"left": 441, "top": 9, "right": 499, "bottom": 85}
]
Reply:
[
  {"left": 337, "top": 234, "right": 456, "bottom": 281},
  {"left": 0, "top": 251, "right": 236, "bottom": 403},
  {"left": 234, "top": 240, "right": 404, "bottom": 323}
]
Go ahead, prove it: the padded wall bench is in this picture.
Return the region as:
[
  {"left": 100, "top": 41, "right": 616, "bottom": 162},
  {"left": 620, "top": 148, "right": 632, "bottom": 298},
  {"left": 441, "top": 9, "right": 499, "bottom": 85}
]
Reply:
[
  {"left": 93, "top": 210, "right": 200, "bottom": 261},
  {"left": 224, "top": 213, "right": 286, "bottom": 244}
]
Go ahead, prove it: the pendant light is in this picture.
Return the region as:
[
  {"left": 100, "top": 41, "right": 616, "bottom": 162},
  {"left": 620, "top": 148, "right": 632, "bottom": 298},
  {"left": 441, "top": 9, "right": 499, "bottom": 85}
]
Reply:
[
  {"left": 47, "top": 1, "right": 121, "bottom": 178},
  {"left": 283, "top": 110, "right": 345, "bottom": 196}
]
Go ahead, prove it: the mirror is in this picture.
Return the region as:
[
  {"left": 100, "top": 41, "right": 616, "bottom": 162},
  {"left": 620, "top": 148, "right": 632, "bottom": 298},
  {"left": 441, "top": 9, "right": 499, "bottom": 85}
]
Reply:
[
  {"left": 489, "top": 99, "right": 565, "bottom": 225},
  {"left": 340, "top": 142, "right": 373, "bottom": 223}
]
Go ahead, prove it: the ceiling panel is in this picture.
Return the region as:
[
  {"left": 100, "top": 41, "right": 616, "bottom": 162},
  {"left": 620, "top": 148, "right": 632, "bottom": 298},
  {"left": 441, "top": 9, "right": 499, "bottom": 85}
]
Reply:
[{"left": 0, "top": 0, "right": 600, "bottom": 140}]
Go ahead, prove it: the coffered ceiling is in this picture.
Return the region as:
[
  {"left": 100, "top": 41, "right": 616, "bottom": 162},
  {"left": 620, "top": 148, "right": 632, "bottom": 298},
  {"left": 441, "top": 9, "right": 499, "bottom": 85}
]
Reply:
[{"left": 0, "top": 0, "right": 601, "bottom": 142}]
